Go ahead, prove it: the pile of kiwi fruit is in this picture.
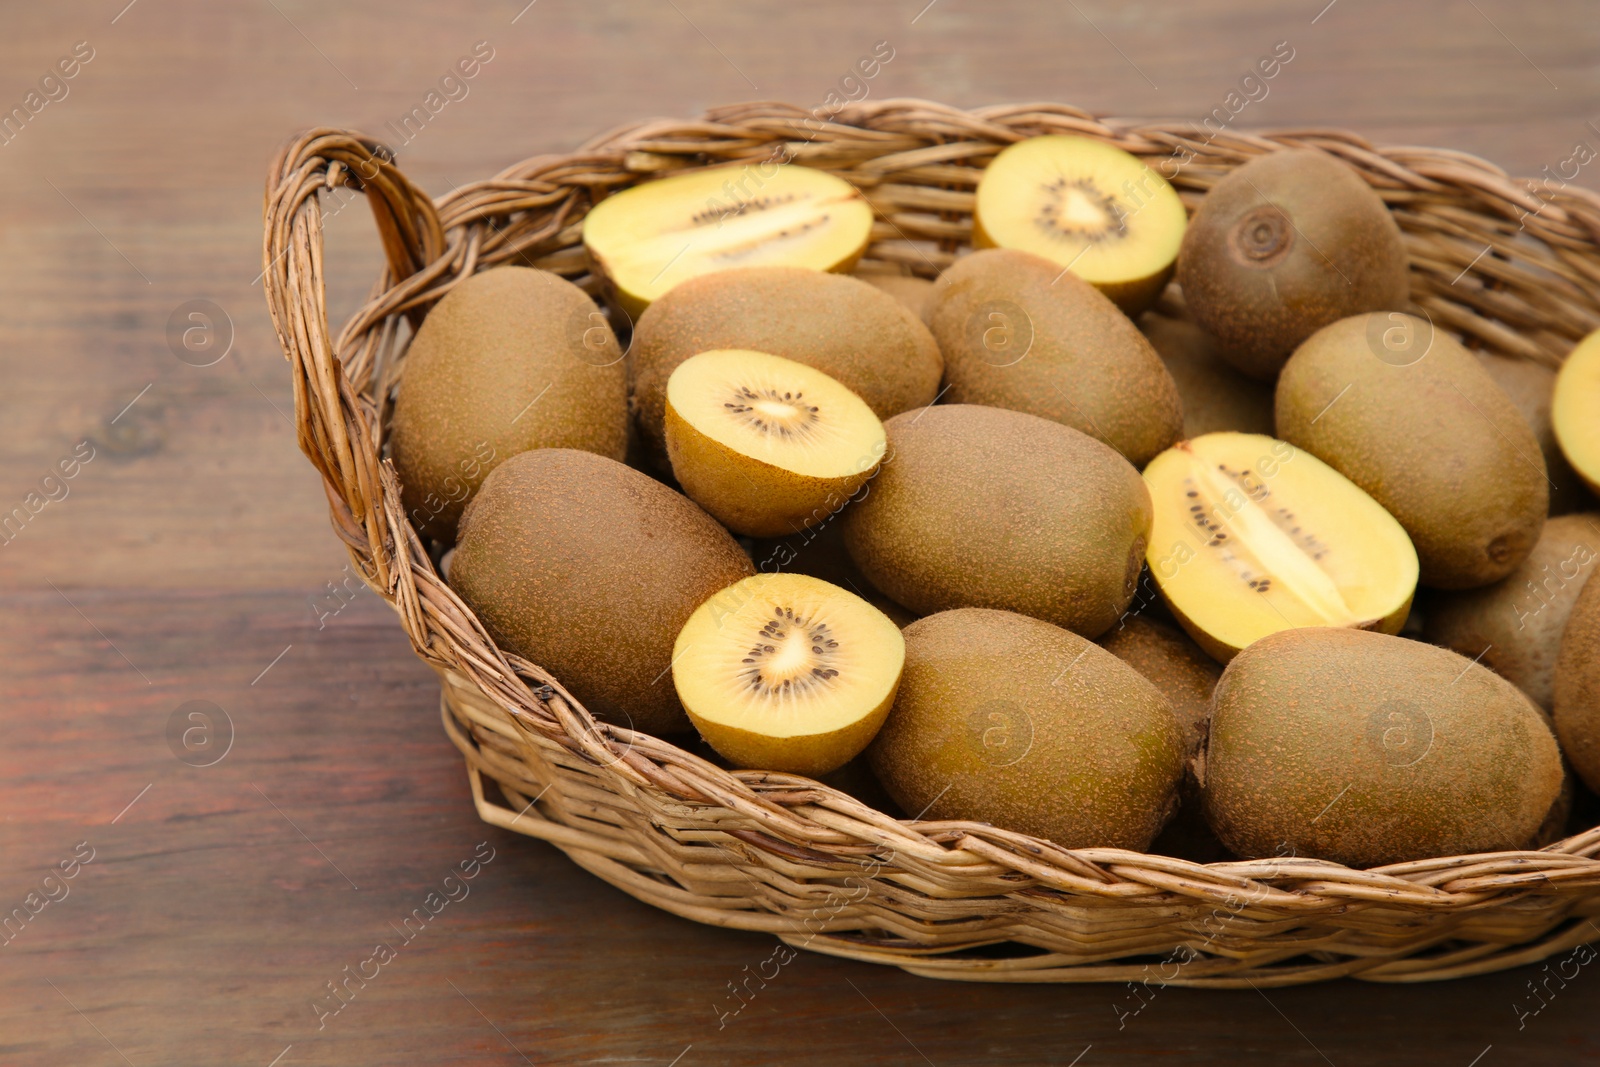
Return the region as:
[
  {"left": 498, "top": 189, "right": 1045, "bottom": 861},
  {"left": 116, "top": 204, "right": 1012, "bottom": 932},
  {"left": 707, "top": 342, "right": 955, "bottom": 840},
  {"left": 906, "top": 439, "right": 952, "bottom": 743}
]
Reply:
[{"left": 389, "top": 135, "right": 1600, "bottom": 870}]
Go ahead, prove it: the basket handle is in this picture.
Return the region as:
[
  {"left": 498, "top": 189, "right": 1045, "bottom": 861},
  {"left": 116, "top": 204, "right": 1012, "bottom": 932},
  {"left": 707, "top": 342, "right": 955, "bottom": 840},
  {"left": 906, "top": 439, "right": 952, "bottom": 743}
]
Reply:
[{"left": 261, "top": 128, "right": 447, "bottom": 591}]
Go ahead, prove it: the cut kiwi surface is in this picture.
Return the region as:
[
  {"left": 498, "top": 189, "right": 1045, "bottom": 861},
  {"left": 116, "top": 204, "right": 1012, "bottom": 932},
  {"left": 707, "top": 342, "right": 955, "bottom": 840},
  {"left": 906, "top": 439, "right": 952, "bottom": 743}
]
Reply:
[
  {"left": 672, "top": 572, "right": 905, "bottom": 775},
  {"left": 664, "top": 349, "right": 886, "bottom": 537},
  {"left": 973, "top": 135, "right": 1187, "bottom": 315},
  {"left": 1554, "top": 328, "right": 1600, "bottom": 495},
  {"left": 582, "top": 164, "right": 873, "bottom": 316},
  {"left": 1143, "top": 432, "right": 1417, "bottom": 660}
]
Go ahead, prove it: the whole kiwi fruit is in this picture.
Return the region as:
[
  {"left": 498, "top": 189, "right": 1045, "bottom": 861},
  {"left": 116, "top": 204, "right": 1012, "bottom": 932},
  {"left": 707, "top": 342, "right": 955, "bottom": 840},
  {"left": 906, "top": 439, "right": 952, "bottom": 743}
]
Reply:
[
  {"left": 1276, "top": 312, "right": 1548, "bottom": 589},
  {"left": 868, "top": 608, "right": 1184, "bottom": 850},
  {"left": 448, "top": 449, "right": 754, "bottom": 735},
  {"left": 1555, "top": 575, "right": 1600, "bottom": 793},
  {"left": 1477, "top": 352, "right": 1595, "bottom": 515},
  {"left": 629, "top": 266, "right": 942, "bottom": 456},
  {"left": 841, "top": 404, "right": 1152, "bottom": 639},
  {"left": 1139, "top": 311, "right": 1275, "bottom": 438},
  {"left": 1203, "top": 628, "right": 1564, "bottom": 867},
  {"left": 1425, "top": 513, "right": 1599, "bottom": 709},
  {"left": 1099, "top": 615, "right": 1219, "bottom": 767},
  {"left": 928, "top": 248, "right": 1184, "bottom": 468},
  {"left": 1177, "top": 149, "right": 1410, "bottom": 380},
  {"left": 389, "top": 266, "right": 629, "bottom": 542}
]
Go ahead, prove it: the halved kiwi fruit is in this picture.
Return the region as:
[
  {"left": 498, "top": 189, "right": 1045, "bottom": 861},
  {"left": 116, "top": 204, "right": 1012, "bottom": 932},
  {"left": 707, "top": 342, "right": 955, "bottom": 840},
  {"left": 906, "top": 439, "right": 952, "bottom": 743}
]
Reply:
[
  {"left": 582, "top": 164, "right": 873, "bottom": 316},
  {"left": 1554, "top": 328, "right": 1600, "bottom": 496},
  {"left": 1143, "top": 432, "right": 1418, "bottom": 660},
  {"left": 664, "top": 349, "right": 886, "bottom": 537},
  {"left": 973, "top": 135, "right": 1187, "bottom": 315},
  {"left": 673, "top": 572, "right": 905, "bottom": 775}
]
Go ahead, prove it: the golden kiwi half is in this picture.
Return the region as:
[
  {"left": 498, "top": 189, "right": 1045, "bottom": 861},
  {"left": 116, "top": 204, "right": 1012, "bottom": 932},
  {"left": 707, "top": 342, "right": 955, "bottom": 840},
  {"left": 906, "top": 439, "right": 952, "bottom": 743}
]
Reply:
[
  {"left": 664, "top": 349, "right": 886, "bottom": 537},
  {"left": 582, "top": 163, "right": 873, "bottom": 316},
  {"left": 1143, "top": 432, "right": 1418, "bottom": 660},
  {"left": 1554, "top": 328, "right": 1600, "bottom": 495},
  {"left": 973, "top": 135, "right": 1187, "bottom": 315},
  {"left": 673, "top": 572, "right": 905, "bottom": 775}
]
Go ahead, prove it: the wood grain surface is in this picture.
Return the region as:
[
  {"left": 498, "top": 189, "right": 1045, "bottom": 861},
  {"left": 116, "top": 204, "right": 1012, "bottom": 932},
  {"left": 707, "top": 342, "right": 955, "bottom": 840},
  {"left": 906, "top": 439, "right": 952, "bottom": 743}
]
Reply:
[{"left": 2, "top": 1, "right": 1598, "bottom": 1063}]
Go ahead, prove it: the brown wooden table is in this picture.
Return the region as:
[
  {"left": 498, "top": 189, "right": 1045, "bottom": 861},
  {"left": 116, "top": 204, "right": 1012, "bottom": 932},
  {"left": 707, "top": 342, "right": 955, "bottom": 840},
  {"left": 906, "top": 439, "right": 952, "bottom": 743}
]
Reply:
[{"left": 3, "top": 1, "right": 1598, "bottom": 1063}]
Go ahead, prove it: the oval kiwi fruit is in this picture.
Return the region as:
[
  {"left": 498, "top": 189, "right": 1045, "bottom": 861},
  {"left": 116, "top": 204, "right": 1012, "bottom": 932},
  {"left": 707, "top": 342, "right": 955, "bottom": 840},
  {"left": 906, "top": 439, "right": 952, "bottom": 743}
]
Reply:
[
  {"left": 927, "top": 248, "right": 1184, "bottom": 467},
  {"left": 855, "top": 265, "right": 935, "bottom": 320},
  {"left": 1425, "top": 512, "right": 1599, "bottom": 709},
  {"left": 867, "top": 608, "right": 1183, "bottom": 849},
  {"left": 448, "top": 449, "right": 754, "bottom": 735},
  {"left": 1099, "top": 615, "right": 1219, "bottom": 767},
  {"left": 1177, "top": 149, "right": 1410, "bottom": 380},
  {"left": 1276, "top": 312, "right": 1548, "bottom": 589},
  {"left": 1203, "top": 627, "right": 1564, "bottom": 867},
  {"left": 747, "top": 520, "right": 919, "bottom": 629},
  {"left": 841, "top": 404, "right": 1153, "bottom": 639},
  {"left": 389, "top": 266, "right": 629, "bottom": 542},
  {"left": 1477, "top": 351, "right": 1595, "bottom": 516},
  {"left": 630, "top": 266, "right": 943, "bottom": 457},
  {"left": 1555, "top": 574, "right": 1600, "bottom": 793},
  {"left": 581, "top": 163, "right": 873, "bottom": 316},
  {"left": 1140, "top": 310, "right": 1275, "bottom": 438},
  {"left": 972, "top": 135, "right": 1187, "bottom": 315},
  {"left": 1142, "top": 432, "right": 1418, "bottom": 660},
  {"left": 1553, "top": 328, "right": 1600, "bottom": 496},
  {"left": 663, "top": 349, "right": 886, "bottom": 537},
  {"left": 672, "top": 572, "right": 905, "bottom": 775}
]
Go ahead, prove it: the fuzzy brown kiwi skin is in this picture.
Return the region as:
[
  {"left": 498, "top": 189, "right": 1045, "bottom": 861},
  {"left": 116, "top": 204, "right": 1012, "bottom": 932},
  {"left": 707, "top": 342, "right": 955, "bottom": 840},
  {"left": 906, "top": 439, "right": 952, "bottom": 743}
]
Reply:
[
  {"left": 1099, "top": 615, "right": 1218, "bottom": 769},
  {"left": 1424, "top": 513, "right": 1600, "bottom": 710},
  {"left": 390, "top": 266, "right": 629, "bottom": 543},
  {"left": 1477, "top": 352, "right": 1597, "bottom": 516},
  {"left": 928, "top": 249, "right": 1184, "bottom": 469},
  {"left": 1202, "top": 628, "right": 1563, "bottom": 868},
  {"left": 1555, "top": 575, "right": 1600, "bottom": 793},
  {"left": 1177, "top": 149, "right": 1410, "bottom": 381},
  {"left": 1140, "top": 311, "right": 1275, "bottom": 438},
  {"left": 630, "top": 267, "right": 942, "bottom": 457},
  {"left": 449, "top": 449, "right": 754, "bottom": 736},
  {"left": 841, "top": 405, "right": 1153, "bottom": 640},
  {"left": 1276, "top": 313, "right": 1548, "bottom": 589},
  {"left": 867, "top": 608, "right": 1184, "bottom": 850}
]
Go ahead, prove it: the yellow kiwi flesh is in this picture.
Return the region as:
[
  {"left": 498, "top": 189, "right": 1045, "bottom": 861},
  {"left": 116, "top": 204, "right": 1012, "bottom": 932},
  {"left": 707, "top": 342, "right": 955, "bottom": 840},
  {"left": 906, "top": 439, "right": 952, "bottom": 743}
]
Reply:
[
  {"left": 1554, "top": 328, "right": 1600, "bottom": 496},
  {"left": 448, "top": 449, "right": 754, "bottom": 735},
  {"left": 582, "top": 164, "right": 873, "bottom": 316},
  {"left": 664, "top": 349, "right": 886, "bottom": 537},
  {"left": 631, "top": 266, "right": 942, "bottom": 457},
  {"left": 389, "top": 266, "right": 628, "bottom": 542},
  {"left": 1143, "top": 432, "right": 1417, "bottom": 661},
  {"left": 973, "top": 135, "right": 1187, "bottom": 315},
  {"left": 673, "top": 573, "right": 904, "bottom": 775}
]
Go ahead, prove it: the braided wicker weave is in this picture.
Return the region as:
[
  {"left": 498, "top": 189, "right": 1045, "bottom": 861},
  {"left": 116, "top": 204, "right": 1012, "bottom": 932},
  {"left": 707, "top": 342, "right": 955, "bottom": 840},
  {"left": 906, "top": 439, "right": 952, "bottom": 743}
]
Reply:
[{"left": 262, "top": 99, "right": 1600, "bottom": 987}]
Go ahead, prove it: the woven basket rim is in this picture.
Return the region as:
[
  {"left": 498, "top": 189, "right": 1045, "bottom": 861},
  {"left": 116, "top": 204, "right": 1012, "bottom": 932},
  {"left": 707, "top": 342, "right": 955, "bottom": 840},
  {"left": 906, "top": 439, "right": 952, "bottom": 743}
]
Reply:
[{"left": 261, "top": 98, "right": 1600, "bottom": 985}]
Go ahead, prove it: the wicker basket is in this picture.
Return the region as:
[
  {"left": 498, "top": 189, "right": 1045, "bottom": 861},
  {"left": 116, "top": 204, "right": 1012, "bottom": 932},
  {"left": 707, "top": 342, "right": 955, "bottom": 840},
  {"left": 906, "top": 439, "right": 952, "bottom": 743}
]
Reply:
[{"left": 262, "top": 99, "right": 1600, "bottom": 987}]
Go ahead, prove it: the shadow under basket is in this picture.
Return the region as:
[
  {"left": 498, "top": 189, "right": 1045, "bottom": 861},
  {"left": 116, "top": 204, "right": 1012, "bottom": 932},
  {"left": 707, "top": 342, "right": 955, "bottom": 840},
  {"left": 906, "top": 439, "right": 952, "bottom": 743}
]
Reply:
[{"left": 262, "top": 99, "right": 1600, "bottom": 987}]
